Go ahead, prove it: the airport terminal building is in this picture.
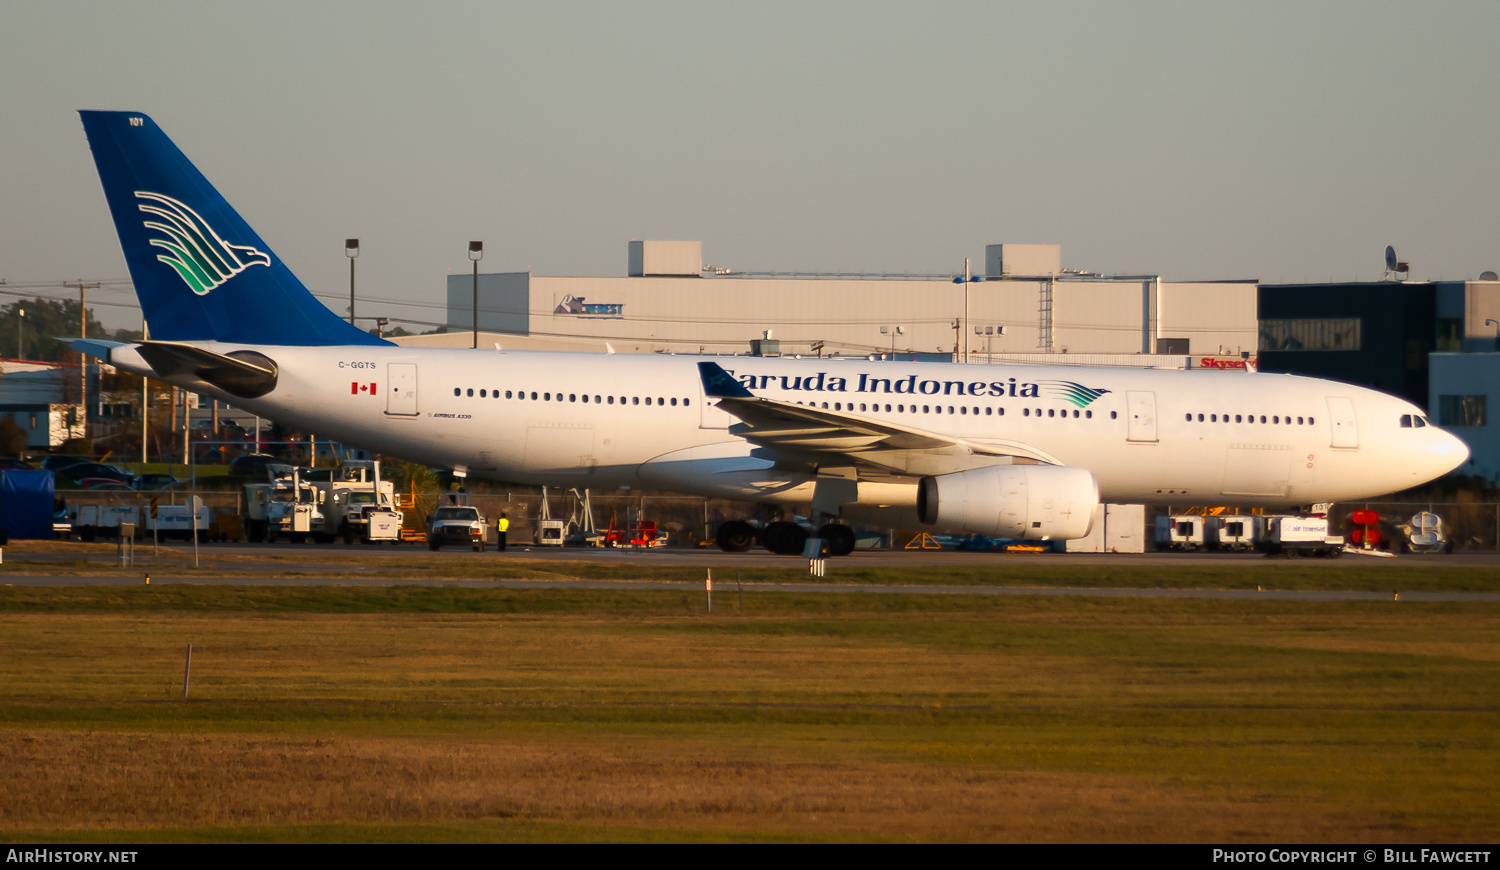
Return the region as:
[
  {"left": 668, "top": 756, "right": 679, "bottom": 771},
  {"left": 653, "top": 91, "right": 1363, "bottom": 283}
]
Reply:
[{"left": 416, "top": 242, "right": 1260, "bottom": 369}]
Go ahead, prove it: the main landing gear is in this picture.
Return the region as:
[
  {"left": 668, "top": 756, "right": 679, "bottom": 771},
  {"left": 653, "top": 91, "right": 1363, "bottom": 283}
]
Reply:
[{"left": 714, "top": 520, "right": 857, "bottom": 556}]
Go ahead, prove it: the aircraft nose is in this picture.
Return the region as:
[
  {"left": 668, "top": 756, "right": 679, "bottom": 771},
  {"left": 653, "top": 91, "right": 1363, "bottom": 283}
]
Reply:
[{"left": 1429, "top": 428, "right": 1471, "bottom": 477}]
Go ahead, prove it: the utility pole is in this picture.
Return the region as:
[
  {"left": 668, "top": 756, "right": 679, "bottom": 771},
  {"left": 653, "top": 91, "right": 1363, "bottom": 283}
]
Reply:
[{"left": 63, "top": 280, "right": 100, "bottom": 439}]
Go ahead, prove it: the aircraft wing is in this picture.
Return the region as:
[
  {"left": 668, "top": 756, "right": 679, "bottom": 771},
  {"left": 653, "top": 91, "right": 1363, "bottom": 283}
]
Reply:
[{"left": 697, "top": 361, "right": 1059, "bottom": 477}]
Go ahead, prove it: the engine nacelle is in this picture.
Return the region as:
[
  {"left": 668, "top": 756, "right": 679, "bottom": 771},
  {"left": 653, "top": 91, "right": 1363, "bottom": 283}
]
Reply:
[{"left": 916, "top": 464, "right": 1099, "bottom": 540}]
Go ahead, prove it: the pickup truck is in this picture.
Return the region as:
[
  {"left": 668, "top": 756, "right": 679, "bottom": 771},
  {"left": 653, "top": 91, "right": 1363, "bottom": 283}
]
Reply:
[{"left": 427, "top": 505, "right": 487, "bottom": 552}]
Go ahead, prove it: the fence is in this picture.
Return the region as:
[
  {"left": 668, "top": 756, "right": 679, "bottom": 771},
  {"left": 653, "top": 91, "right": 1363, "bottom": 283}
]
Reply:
[{"left": 54, "top": 489, "right": 1500, "bottom": 551}]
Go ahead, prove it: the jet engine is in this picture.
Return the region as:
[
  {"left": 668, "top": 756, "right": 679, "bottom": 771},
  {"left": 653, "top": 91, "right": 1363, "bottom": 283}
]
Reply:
[{"left": 916, "top": 464, "right": 1099, "bottom": 540}]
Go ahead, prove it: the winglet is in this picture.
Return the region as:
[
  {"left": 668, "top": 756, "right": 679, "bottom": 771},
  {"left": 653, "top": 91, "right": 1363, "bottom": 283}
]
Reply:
[{"left": 697, "top": 362, "right": 754, "bottom": 399}]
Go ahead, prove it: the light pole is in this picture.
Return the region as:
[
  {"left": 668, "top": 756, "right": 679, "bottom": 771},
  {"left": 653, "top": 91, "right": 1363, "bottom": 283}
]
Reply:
[
  {"left": 879, "top": 325, "right": 903, "bottom": 359},
  {"left": 345, "top": 239, "right": 359, "bottom": 326},
  {"left": 974, "top": 325, "right": 1005, "bottom": 363},
  {"left": 16, "top": 307, "right": 22, "bottom": 359},
  {"left": 469, "top": 241, "right": 483, "bottom": 349}
]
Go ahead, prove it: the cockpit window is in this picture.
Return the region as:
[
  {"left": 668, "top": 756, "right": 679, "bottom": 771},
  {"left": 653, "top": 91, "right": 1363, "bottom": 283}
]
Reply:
[
  {"left": 1416, "top": 416, "right": 1428, "bottom": 428},
  {"left": 1400, "top": 414, "right": 1413, "bottom": 428}
]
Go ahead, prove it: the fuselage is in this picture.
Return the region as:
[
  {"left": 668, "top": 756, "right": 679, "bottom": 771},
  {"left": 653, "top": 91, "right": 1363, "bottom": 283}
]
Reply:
[{"left": 107, "top": 342, "right": 1469, "bottom": 521}]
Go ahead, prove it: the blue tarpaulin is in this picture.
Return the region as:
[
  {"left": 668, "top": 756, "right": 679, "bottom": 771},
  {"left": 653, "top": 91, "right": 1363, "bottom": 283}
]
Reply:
[{"left": 1, "top": 469, "right": 55, "bottom": 540}]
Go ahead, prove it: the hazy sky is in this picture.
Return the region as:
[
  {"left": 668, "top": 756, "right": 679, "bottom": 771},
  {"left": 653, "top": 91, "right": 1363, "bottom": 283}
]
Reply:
[{"left": 3, "top": 1, "right": 1498, "bottom": 330}]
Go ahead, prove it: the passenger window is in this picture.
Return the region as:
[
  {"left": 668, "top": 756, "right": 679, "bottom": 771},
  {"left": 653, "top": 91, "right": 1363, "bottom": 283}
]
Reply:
[
  {"left": 632, "top": 397, "right": 639, "bottom": 406},
  {"left": 453, "top": 388, "right": 460, "bottom": 397},
  {"left": 645, "top": 397, "right": 652, "bottom": 406}
]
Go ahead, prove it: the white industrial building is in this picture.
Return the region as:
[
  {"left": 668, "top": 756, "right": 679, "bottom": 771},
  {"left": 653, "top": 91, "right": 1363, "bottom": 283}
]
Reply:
[{"left": 409, "top": 242, "right": 1260, "bottom": 368}]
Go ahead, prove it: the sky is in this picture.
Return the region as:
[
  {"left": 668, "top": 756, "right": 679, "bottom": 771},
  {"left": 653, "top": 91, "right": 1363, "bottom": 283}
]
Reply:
[{"left": 3, "top": 1, "right": 1498, "bottom": 331}]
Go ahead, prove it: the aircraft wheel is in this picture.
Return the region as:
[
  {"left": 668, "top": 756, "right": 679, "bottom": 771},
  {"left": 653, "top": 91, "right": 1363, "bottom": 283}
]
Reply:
[
  {"left": 819, "top": 523, "right": 857, "bottom": 557},
  {"left": 765, "top": 521, "right": 806, "bottom": 556},
  {"left": 717, "top": 520, "right": 755, "bottom": 553}
]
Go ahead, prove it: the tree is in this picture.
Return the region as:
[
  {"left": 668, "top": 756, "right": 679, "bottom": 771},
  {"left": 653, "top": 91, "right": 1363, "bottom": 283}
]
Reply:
[
  {"left": 1, "top": 298, "right": 115, "bottom": 363},
  {"left": 0, "top": 418, "right": 25, "bottom": 455}
]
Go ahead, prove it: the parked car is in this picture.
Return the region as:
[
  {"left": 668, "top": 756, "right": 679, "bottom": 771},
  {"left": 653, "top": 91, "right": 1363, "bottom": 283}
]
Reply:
[
  {"left": 57, "top": 462, "right": 136, "bottom": 486},
  {"left": 42, "top": 456, "right": 91, "bottom": 473},
  {"left": 78, "top": 478, "right": 134, "bottom": 491},
  {"left": 230, "top": 453, "right": 282, "bottom": 478},
  {"left": 133, "top": 473, "right": 183, "bottom": 491}
]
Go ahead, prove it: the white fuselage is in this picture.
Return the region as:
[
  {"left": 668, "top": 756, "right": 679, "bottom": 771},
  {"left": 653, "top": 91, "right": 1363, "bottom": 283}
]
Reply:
[{"left": 109, "top": 343, "right": 1468, "bottom": 523}]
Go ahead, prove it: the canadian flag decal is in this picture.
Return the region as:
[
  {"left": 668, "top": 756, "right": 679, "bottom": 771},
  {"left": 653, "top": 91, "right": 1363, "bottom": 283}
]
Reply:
[{"left": 352, "top": 382, "right": 378, "bottom": 395}]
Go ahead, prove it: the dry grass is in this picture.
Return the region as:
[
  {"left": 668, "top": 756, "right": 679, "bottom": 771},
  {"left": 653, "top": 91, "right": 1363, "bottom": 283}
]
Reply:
[
  {"left": 0, "top": 730, "right": 1453, "bottom": 843},
  {"left": 0, "top": 603, "right": 1496, "bottom": 841}
]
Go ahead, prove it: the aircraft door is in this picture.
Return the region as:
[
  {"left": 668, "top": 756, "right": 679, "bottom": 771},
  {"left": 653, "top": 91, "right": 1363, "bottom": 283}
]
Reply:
[
  {"left": 386, "top": 364, "right": 418, "bottom": 416},
  {"left": 1126, "top": 391, "right": 1158, "bottom": 443},
  {"left": 1327, "top": 396, "right": 1358, "bottom": 448}
]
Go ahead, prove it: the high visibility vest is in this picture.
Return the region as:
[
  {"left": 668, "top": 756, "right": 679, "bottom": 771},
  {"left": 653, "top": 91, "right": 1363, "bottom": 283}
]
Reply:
[{"left": 497, "top": 518, "right": 510, "bottom": 532}]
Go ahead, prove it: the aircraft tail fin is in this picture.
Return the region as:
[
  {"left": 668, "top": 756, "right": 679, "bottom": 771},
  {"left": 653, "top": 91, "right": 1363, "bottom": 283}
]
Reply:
[{"left": 79, "top": 110, "right": 388, "bottom": 347}]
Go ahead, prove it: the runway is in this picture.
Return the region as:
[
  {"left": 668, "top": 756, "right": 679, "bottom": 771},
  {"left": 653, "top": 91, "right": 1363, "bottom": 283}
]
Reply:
[{"left": 3, "top": 541, "right": 1498, "bottom": 601}]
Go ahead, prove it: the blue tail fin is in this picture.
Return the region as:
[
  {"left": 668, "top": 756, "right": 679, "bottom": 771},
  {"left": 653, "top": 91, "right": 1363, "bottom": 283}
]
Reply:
[{"left": 80, "top": 111, "right": 388, "bottom": 347}]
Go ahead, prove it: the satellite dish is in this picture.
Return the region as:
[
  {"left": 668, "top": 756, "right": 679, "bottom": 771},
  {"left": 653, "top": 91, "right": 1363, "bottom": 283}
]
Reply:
[
  {"left": 1385, "top": 246, "right": 1398, "bottom": 271},
  {"left": 1481, "top": 271, "right": 1499, "bottom": 281}
]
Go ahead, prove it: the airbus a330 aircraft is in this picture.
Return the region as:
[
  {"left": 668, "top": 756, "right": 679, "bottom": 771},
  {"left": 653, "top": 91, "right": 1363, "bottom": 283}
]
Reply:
[{"left": 71, "top": 111, "right": 1470, "bottom": 554}]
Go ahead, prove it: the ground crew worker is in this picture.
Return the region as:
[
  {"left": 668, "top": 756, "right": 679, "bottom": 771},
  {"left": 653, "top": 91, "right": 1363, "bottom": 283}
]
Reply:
[{"left": 496, "top": 512, "right": 509, "bottom": 552}]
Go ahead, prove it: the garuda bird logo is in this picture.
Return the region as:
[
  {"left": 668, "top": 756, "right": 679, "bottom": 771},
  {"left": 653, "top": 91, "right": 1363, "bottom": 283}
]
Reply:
[
  {"left": 136, "top": 191, "right": 270, "bottom": 295},
  {"left": 1040, "top": 381, "right": 1111, "bottom": 408}
]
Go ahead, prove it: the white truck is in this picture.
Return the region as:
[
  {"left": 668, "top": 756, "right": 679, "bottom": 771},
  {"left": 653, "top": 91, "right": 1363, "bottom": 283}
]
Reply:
[
  {"left": 316, "top": 460, "right": 403, "bottom": 544},
  {"left": 1259, "top": 515, "right": 1345, "bottom": 558},
  {"left": 427, "top": 502, "right": 488, "bottom": 552},
  {"left": 73, "top": 504, "right": 141, "bottom": 541},
  {"left": 145, "top": 502, "right": 214, "bottom": 541},
  {"left": 244, "top": 464, "right": 327, "bottom": 543}
]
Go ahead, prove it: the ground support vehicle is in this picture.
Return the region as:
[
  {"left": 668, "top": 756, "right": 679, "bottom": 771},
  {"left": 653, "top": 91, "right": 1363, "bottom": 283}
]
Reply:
[
  {"left": 244, "top": 464, "right": 327, "bottom": 543},
  {"left": 145, "top": 503, "right": 214, "bottom": 541},
  {"left": 1258, "top": 515, "right": 1344, "bottom": 558},
  {"left": 1208, "top": 515, "right": 1260, "bottom": 551},
  {"left": 73, "top": 504, "right": 141, "bottom": 541},
  {"left": 426, "top": 504, "right": 487, "bottom": 552},
  {"left": 315, "top": 460, "right": 403, "bottom": 544},
  {"left": 1154, "top": 515, "right": 1208, "bottom": 551},
  {"left": 1398, "top": 511, "right": 1451, "bottom": 554}
]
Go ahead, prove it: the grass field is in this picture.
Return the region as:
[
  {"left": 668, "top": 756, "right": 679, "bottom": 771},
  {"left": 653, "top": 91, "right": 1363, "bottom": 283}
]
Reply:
[
  {"left": 0, "top": 582, "right": 1496, "bottom": 843},
  {"left": 4, "top": 540, "right": 1500, "bottom": 591}
]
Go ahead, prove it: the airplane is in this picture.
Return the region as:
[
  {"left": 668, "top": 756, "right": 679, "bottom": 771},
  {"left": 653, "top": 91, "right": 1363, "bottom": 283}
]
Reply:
[{"left": 69, "top": 110, "right": 1470, "bottom": 555}]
